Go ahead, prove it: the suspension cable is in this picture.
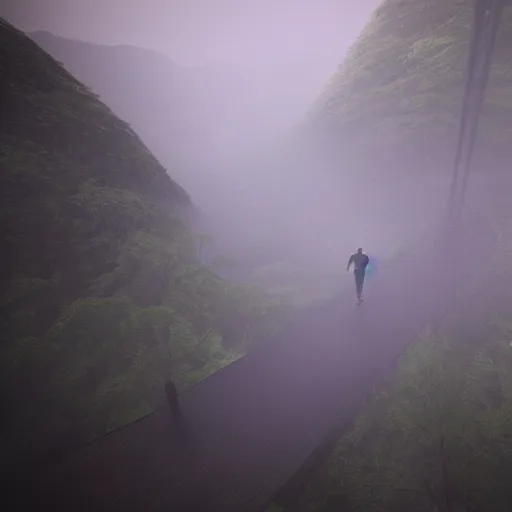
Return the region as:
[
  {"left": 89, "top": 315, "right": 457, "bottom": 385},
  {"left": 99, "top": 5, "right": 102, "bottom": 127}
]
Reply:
[
  {"left": 447, "top": 0, "right": 488, "bottom": 211},
  {"left": 446, "top": 0, "right": 506, "bottom": 223},
  {"left": 457, "top": 0, "right": 505, "bottom": 208}
]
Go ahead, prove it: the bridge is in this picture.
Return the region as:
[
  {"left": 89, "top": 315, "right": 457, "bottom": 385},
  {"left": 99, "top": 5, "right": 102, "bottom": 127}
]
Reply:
[{"left": 15, "top": 1, "right": 509, "bottom": 511}]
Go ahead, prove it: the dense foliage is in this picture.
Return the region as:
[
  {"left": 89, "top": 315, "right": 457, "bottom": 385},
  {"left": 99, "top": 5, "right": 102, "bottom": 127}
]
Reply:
[
  {"left": 307, "top": 0, "right": 512, "bottom": 174},
  {"left": 0, "top": 19, "right": 288, "bottom": 472}
]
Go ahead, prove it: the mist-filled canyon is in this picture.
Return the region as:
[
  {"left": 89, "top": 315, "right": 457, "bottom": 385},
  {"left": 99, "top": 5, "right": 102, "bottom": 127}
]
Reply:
[{"left": 2, "top": 1, "right": 512, "bottom": 511}]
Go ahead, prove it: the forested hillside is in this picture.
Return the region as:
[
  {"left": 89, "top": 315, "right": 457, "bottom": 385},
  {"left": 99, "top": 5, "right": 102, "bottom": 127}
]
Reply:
[
  {"left": 0, "top": 18, "right": 287, "bottom": 473},
  {"left": 307, "top": 0, "right": 512, "bottom": 176}
]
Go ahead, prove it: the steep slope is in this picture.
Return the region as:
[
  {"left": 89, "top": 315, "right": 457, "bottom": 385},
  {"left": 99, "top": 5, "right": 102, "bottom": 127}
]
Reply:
[
  {"left": 1, "top": 18, "right": 189, "bottom": 341},
  {"left": 27, "top": 31, "right": 208, "bottom": 187},
  {"left": 28, "top": 31, "right": 323, "bottom": 198},
  {"left": 307, "top": 0, "right": 512, "bottom": 175},
  {"left": 0, "top": 19, "right": 284, "bottom": 473}
]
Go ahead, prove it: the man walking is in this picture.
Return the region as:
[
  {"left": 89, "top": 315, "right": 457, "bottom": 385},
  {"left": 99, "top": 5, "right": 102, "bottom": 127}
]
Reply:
[{"left": 347, "top": 248, "right": 370, "bottom": 305}]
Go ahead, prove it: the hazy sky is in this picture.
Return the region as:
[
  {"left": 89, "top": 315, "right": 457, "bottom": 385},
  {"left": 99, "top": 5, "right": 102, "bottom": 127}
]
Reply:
[{"left": 2, "top": 0, "right": 380, "bottom": 67}]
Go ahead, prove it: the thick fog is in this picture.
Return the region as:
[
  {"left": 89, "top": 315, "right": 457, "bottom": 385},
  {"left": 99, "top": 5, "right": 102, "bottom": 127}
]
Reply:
[
  {"left": 2, "top": 0, "right": 378, "bottom": 66},
  {"left": 2, "top": 0, "right": 452, "bottom": 297}
]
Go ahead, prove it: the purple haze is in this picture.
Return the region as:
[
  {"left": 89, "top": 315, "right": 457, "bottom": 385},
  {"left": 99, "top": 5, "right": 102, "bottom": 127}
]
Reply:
[{"left": 1, "top": 0, "right": 455, "bottom": 298}]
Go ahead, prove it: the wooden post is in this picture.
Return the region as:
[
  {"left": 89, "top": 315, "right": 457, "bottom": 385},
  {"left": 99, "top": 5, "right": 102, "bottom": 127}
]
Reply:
[{"left": 164, "top": 380, "right": 181, "bottom": 417}]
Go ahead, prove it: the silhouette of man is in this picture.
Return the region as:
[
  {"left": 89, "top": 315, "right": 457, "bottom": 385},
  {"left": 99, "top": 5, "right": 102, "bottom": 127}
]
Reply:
[{"left": 347, "top": 248, "right": 370, "bottom": 305}]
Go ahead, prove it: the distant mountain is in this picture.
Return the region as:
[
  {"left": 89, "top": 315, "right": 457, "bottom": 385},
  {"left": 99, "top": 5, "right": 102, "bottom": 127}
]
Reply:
[
  {"left": 28, "top": 31, "right": 205, "bottom": 189},
  {"left": 29, "top": 31, "right": 329, "bottom": 202}
]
